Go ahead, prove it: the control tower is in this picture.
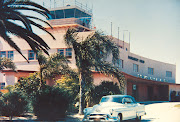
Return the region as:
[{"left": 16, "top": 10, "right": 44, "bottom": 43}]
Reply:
[{"left": 45, "top": 0, "right": 93, "bottom": 33}]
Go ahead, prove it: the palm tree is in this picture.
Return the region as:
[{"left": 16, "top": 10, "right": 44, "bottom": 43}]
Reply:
[
  {"left": 0, "top": 57, "right": 16, "bottom": 71},
  {"left": 0, "top": 0, "right": 55, "bottom": 61},
  {"left": 36, "top": 51, "right": 77, "bottom": 88},
  {"left": 64, "top": 28, "right": 125, "bottom": 114}
]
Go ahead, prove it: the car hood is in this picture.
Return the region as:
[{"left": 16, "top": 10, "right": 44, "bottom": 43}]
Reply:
[{"left": 87, "top": 102, "right": 124, "bottom": 114}]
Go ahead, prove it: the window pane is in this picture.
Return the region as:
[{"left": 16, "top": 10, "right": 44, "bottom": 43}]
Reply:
[
  {"left": 116, "top": 59, "right": 123, "bottom": 68},
  {"left": 0, "top": 83, "right": 5, "bottom": 89},
  {"left": 8, "top": 51, "right": 14, "bottom": 60},
  {"left": 1, "top": 51, "right": 6, "bottom": 58},
  {"left": 166, "top": 71, "right": 172, "bottom": 77},
  {"left": 66, "top": 48, "right": 72, "bottom": 58},
  {"left": 148, "top": 67, "right": 154, "bottom": 75},
  {"left": 58, "top": 49, "right": 64, "bottom": 56},
  {"left": 28, "top": 50, "right": 35, "bottom": 60},
  {"left": 133, "top": 64, "right": 139, "bottom": 72}
]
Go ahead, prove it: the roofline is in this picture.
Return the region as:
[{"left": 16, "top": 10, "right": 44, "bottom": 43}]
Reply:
[
  {"left": 1, "top": 70, "right": 36, "bottom": 73},
  {"left": 45, "top": 23, "right": 92, "bottom": 31},
  {"left": 92, "top": 71, "right": 177, "bottom": 85}
]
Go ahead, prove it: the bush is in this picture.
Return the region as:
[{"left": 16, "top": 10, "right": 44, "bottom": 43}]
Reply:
[
  {"left": 90, "top": 81, "right": 122, "bottom": 105},
  {"left": 0, "top": 91, "right": 28, "bottom": 120},
  {"left": 32, "top": 86, "right": 71, "bottom": 121}
]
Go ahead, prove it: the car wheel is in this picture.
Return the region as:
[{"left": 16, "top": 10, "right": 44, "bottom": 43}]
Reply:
[
  {"left": 117, "top": 114, "right": 122, "bottom": 122},
  {"left": 136, "top": 116, "right": 141, "bottom": 121}
]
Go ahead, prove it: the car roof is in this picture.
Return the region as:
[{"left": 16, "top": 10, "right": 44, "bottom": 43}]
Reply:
[{"left": 102, "top": 95, "right": 133, "bottom": 98}]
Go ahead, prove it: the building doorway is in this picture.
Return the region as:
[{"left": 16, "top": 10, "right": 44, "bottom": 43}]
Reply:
[
  {"left": 132, "top": 84, "right": 139, "bottom": 101},
  {"left": 148, "top": 86, "right": 154, "bottom": 101}
]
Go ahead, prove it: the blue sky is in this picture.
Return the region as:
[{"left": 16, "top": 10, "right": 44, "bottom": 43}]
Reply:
[{"left": 34, "top": 0, "right": 180, "bottom": 83}]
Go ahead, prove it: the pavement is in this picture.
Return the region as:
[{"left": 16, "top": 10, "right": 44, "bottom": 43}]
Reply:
[{"left": 142, "top": 102, "right": 180, "bottom": 122}]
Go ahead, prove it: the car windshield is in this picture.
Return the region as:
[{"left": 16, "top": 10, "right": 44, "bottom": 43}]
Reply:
[{"left": 100, "top": 97, "right": 123, "bottom": 103}]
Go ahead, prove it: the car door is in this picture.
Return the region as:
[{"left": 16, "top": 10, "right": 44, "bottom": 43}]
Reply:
[{"left": 122, "top": 97, "right": 137, "bottom": 119}]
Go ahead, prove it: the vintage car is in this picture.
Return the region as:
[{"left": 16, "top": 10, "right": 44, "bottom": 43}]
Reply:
[{"left": 83, "top": 95, "right": 146, "bottom": 122}]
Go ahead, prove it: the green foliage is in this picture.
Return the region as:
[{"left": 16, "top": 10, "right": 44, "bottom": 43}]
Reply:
[
  {"left": 32, "top": 86, "right": 71, "bottom": 120},
  {"left": 0, "top": 90, "right": 28, "bottom": 120},
  {"left": 56, "top": 76, "right": 79, "bottom": 101},
  {"left": 90, "top": 81, "right": 122, "bottom": 105},
  {"left": 56, "top": 76, "right": 80, "bottom": 112},
  {"left": 36, "top": 52, "right": 77, "bottom": 81},
  {"left": 0, "top": 57, "right": 16, "bottom": 71},
  {"left": 15, "top": 73, "right": 42, "bottom": 98}
]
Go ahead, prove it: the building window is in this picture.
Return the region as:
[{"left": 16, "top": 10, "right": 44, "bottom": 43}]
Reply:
[
  {"left": 0, "top": 51, "right": 6, "bottom": 58},
  {"left": 66, "top": 48, "right": 72, "bottom": 58},
  {"left": 58, "top": 49, "right": 64, "bottom": 56},
  {"left": 0, "top": 51, "right": 14, "bottom": 60},
  {"left": 0, "top": 83, "right": 5, "bottom": 89},
  {"left": 133, "top": 64, "right": 139, "bottom": 72},
  {"left": 8, "top": 51, "right": 14, "bottom": 60},
  {"left": 116, "top": 59, "right": 124, "bottom": 68},
  {"left": 148, "top": 67, "right": 154, "bottom": 75},
  {"left": 58, "top": 48, "right": 72, "bottom": 58},
  {"left": 28, "top": 50, "right": 36, "bottom": 60},
  {"left": 166, "top": 71, "right": 172, "bottom": 77}
]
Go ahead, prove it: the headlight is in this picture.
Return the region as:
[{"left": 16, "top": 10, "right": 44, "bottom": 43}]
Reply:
[
  {"left": 83, "top": 108, "right": 87, "bottom": 114},
  {"left": 109, "top": 109, "right": 114, "bottom": 115},
  {"left": 84, "top": 114, "right": 90, "bottom": 119}
]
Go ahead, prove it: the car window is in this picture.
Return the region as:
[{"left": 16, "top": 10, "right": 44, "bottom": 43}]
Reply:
[
  {"left": 100, "top": 97, "right": 123, "bottom": 103},
  {"left": 122, "top": 97, "right": 134, "bottom": 104}
]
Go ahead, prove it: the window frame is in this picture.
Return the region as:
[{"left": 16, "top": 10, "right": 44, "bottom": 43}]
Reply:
[
  {"left": 0, "top": 51, "right": 14, "bottom": 60},
  {"left": 0, "top": 83, "right": 5, "bottom": 89},
  {"left": 166, "top": 71, "right": 172, "bottom": 77},
  {"left": 57, "top": 48, "right": 72, "bottom": 59},
  {"left": 28, "top": 50, "right": 37, "bottom": 60},
  {"left": 133, "top": 63, "right": 139, "bottom": 72},
  {"left": 116, "top": 59, "right": 124, "bottom": 69},
  {"left": 148, "top": 67, "right": 154, "bottom": 75}
]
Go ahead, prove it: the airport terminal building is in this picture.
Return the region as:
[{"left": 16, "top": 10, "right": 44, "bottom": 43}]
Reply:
[{"left": 0, "top": 2, "right": 179, "bottom": 101}]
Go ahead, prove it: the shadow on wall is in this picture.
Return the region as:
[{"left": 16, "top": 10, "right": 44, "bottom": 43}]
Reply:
[{"left": 170, "top": 91, "right": 180, "bottom": 102}]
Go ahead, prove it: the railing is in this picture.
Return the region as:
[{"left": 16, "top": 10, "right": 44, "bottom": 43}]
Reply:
[{"left": 43, "top": 0, "right": 92, "bottom": 14}]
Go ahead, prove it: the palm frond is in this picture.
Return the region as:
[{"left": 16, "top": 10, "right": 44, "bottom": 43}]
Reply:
[{"left": 0, "top": 0, "right": 55, "bottom": 61}]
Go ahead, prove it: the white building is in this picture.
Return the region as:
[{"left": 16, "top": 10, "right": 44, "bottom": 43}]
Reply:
[{"left": 0, "top": 3, "right": 179, "bottom": 101}]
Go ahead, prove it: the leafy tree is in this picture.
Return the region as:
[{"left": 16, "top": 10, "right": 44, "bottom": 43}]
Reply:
[
  {"left": 56, "top": 75, "right": 80, "bottom": 112},
  {"left": 0, "top": 87, "right": 28, "bottom": 120},
  {"left": 56, "top": 75, "right": 79, "bottom": 101},
  {"left": 64, "top": 28, "right": 125, "bottom": 114},
  {"left": 15, "top": 73, "right": 41, "bottom": 99},
  {"left": 0, "top": 0, "right": 55, "bottom": 61},
  {"left": 0, "top": 57, "right": 16, "bottom": 71},
  {"left": 36, "top": 52, "right": 78, "bottom": 87},
  {"left": 89, "top": 81, "right": 122, "bottom": 105},
  {"left": 32, "top": 85, "right": 71, "bottom": 121}
]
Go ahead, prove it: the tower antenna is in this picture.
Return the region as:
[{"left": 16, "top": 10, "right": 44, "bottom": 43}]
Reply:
[{"left": 111, "top": 22, "right": 112, "bottom": 37}]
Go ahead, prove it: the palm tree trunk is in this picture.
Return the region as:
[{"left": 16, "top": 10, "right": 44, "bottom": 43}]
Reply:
[
  {"left": 40, "top": 68, "right": 43, "bottom": 90},
  {"left": 78, "top": 72, "right": 84, "bottom": 115}
]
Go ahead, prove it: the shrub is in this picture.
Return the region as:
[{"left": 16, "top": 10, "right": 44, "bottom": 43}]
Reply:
[
  {"left": 32, "top": 86, "right": 71, "bottom": 121},
  {"left": 90, "top": 81, "right": 122, "bottom": 105},
  {"left": 0, "top": 91, "right": 28, "bottom": 120}
]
